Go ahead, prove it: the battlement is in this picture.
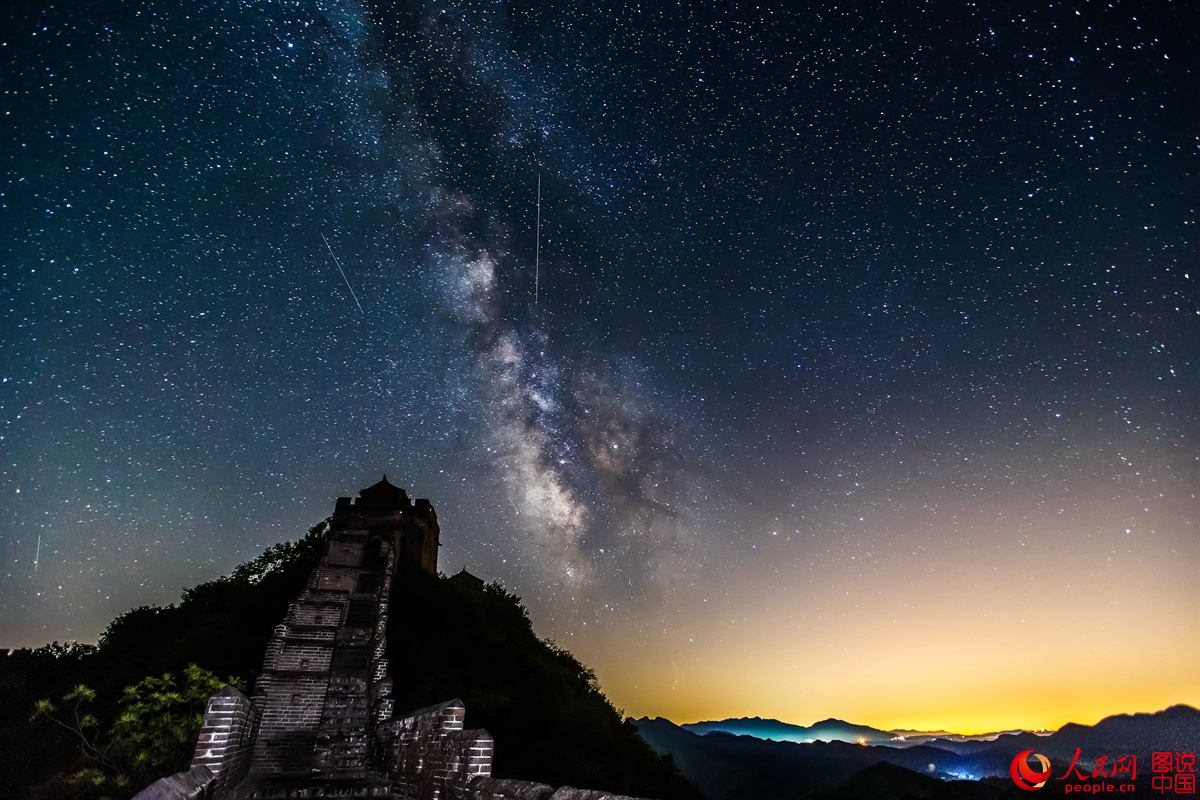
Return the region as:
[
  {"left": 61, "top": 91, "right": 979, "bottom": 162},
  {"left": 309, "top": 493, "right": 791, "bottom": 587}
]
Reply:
[{"left": 330, "top": 476, "right": 439, "bottom": 576}]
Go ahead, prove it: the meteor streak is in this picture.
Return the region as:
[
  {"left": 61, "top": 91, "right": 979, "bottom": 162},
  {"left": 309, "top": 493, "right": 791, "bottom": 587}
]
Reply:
[
  {"left": 321, "top": 231, "right": 365, "bottom": 315},
  {"left": 534, "top": 173, "right": 541, "bottom": 306}
]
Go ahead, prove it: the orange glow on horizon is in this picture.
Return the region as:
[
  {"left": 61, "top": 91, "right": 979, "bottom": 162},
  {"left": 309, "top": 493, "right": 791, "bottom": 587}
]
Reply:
[{"left": 552, "top": 485, "right": 1200, "bottom": 736}]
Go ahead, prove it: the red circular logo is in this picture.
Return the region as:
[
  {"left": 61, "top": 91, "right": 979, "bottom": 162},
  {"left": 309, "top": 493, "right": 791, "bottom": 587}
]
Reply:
[{"left": 1011, "top": 750, "right": 1052, "bottom": 791}]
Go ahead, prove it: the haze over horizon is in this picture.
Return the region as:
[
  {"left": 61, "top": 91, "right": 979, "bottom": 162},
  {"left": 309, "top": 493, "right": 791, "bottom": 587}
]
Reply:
[
  {"left": 665, "top": 702, "right": 1196, "bottom": 738},
  {"left": 2, "top": 0, "right": 1196, "bottom": 735}
]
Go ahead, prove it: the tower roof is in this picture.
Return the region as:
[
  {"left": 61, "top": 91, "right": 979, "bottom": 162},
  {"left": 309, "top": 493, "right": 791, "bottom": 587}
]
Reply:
[{"left": 357, "top": 475, "right": 411, "bottom": 509}]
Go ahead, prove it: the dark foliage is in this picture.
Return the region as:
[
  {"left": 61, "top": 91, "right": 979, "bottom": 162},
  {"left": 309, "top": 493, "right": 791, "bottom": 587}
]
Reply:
[
  {"left": 29, "top": 665, "right": 241, "bottom": 800},
  {"left": 2, "top": 522, "right": 328, "bottom": 800},
  {"left": 3, "top": 524, "right": 699, "bottom": 800},
  {"left": 386, "top": 567, "right": 702, "bottom": 800},
  {"left": 1, "top": 643, "right": 98, "bottom": 799}
]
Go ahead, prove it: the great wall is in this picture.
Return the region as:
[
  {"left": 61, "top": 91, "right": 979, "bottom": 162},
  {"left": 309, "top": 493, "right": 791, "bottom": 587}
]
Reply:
[{"left": 134, "top": 477, "right": 651, "bottom": 800}]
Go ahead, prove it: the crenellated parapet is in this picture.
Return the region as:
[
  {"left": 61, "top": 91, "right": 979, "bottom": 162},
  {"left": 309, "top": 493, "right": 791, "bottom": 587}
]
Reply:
[
  {"left": 375, "top": 698, "right": 653, "bottom": 800},
  {"left": 377, "top": 699, "right": 493, "bottom": 799},
  {"left": 191, "top": 686, "right": 256, "bottom": 796}
]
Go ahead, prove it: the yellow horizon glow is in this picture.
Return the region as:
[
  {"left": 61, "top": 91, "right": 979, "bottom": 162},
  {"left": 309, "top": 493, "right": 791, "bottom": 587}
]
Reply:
[{"left": 558, "top": 484, "right": 1200, "bottom": 736}]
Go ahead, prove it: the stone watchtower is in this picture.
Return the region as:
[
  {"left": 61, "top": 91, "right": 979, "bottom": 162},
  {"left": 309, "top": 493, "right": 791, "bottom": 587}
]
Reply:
[
  {"left": 231, "top": 477, "right": 439, "bottom": 798},
  {"left": 333, "top": 476, "right": 440, "bottom": 575}
]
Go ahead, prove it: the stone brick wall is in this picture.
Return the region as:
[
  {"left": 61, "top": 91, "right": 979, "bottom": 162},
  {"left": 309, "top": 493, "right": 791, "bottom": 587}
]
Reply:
[
  {"left": 377, "top": 698, "right": 493, "bottom": 800},
  {"left": 459, "top": 778, "right": 651, "bottom": 800},
  {"left": 378, "top": 699, "right": 653, "bottom": 800},
  {"left": 290, "top": 599, "right": 344, "bottom": 627},
  {"left": 136, "top": 484, "right": 659, "bottom": 800},
  {"left": 315, "top": 566, "right": 359, "bottom": 593},
  {"left": 327, "top": 541, "right": 366, "bottom": 567},
  {"left": 446, "top": 729, "right": 495, "bottom": 789},
  {"left": 132, "top": 765, "right": 217, "bottom": 800},
  {"left": 545, "top": 789, "right": 653, "bottom": 800},
  {"left": 190, "top": 686, "right": 255, "bottom": 797},
  {"left": 459, "top": 778, "right": 554, "bottom": 800},
  {"left": 243, "top": 524, "right": 395, "bottom": 786}
]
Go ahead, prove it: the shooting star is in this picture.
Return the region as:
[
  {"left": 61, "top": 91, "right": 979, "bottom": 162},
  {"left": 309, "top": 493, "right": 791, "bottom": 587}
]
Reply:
[
  {"left": 534, "top": 173, "right": 541, "bottom": 305},
  {"left": 34, "top": 533, "right": 41, "bottom": 575},
  {"left": 321, "top": 231, "right": 365, "bottom": 315}
]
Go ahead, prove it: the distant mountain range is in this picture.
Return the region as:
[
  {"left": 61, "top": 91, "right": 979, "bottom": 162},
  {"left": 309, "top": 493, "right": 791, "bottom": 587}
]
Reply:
[
  {"left": 683, "top": 716, "right": 898, "bottom": 745},
  {"left": 635, "top": 705, "right": 1200, "bottom": 800},
  {"left": 681, "top": 716, "right": 1034, "bottom": 746}
]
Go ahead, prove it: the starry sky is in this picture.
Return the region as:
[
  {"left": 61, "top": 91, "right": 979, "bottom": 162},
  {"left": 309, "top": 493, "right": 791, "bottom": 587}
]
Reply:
[{"left": 2, "top": 0, "right": 1198, "bottom": 732}]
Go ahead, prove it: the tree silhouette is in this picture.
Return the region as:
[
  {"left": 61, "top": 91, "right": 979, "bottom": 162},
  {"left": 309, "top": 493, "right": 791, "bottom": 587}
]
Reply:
[{"left": 31, "top": 665, "right": 240, "bottom": 800}]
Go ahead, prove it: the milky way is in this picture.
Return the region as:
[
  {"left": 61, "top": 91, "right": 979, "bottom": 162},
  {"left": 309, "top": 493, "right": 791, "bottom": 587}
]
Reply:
[
  {"left": 2, "top": 0, "right": 1196, "bottom": 728},
  {"left": 329, "top": 2, "right": 698, "bottom": 596}
]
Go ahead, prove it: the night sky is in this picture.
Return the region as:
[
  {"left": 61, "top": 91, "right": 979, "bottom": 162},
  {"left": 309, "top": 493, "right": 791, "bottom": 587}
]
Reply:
[{"left": 3, "top": 1, "right": 1197, "bottom": 732}]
